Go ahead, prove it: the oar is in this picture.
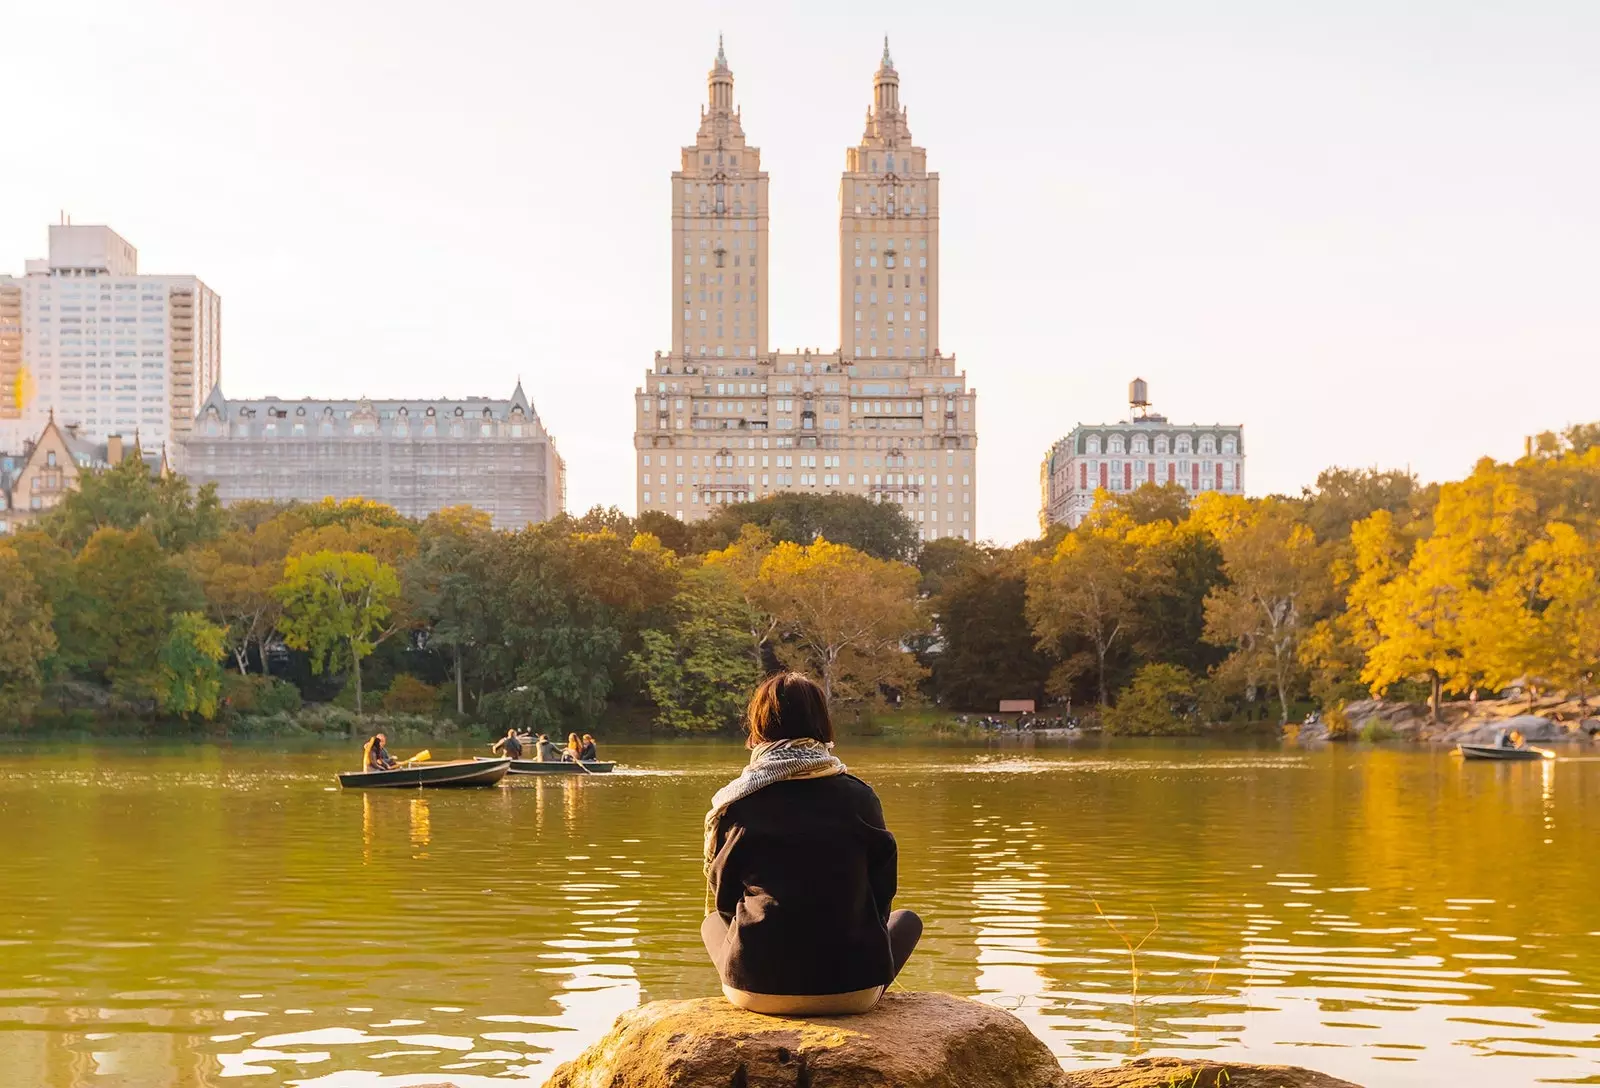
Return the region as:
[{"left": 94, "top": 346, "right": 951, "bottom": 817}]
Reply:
[{"left": 404, "top": 749, "right": 431, "bottom": 764}]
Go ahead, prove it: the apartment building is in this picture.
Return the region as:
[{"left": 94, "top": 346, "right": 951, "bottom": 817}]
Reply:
[
  {"left": 174, "top": 383, "right": 565, "bottom": 529},
  {"left": 1040, "top": 380, "right": 1247, "bottom": 529},
  {"left": 0, "top": 224, "right": 220, "bottom": 454},
  {"left": 634, "top": 40, "right": 979, "bottom": 541}
]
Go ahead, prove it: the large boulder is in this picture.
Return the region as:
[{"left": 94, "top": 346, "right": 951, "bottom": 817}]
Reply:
[
  {"left": 540, "top": 993, "right": 1071, "bottom": 1088},
  {"left": 537, "top": 994, "right": 1361, "bottom": 1088},
  {"left": 1448, "top": 714, "right": 1579, "bottom": 745},
  {"left": 1063, "top": 1056, "right": 1361, "bottom": 1087}
]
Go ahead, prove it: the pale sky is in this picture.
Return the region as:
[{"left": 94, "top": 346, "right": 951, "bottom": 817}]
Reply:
[{"left": 4, "top": 1, "right": 1596, "bottom": 544}]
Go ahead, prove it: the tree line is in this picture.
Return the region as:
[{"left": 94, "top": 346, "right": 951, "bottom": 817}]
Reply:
[{"left": 0, "top": 425, "right": 1595, "bottom": 734}]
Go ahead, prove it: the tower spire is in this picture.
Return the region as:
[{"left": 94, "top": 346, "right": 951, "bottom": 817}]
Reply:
[
  {"left": 716, "top": 33, "right": 727, "bottom": 69},
  {"left": 881, "top": 35, "right": 894, "bottom": 71}
]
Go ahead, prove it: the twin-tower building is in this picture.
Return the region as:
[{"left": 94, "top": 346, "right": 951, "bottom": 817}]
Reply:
[{"left": 634, "top": 41, "right": 979, "bottom": 542}]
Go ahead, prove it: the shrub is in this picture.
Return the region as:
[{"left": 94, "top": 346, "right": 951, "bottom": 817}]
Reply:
[
  {"left": 1324, "top": 703, "right": 1351, "bottom": 740},
  {"left": 1359, "top": 719, "right": 1397, "bottom": 743},
  {"left": 220, "top": 673, "right": 303, "bottom": 716},
  {"left": 382, "top": 675, "right": 444, "bottom": 715},
  {"left": 1105, "top": 664, "right": 1202, "bottom": 736}
]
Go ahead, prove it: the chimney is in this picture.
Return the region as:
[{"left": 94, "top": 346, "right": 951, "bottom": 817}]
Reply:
[{"left": 107, "top": 434, "right": 124, "bottom": 464}]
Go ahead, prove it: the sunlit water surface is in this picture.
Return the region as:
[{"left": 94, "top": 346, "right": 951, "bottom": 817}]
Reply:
[{"left": 1, "top": 739, "right": 1598, "bottom": 1087}]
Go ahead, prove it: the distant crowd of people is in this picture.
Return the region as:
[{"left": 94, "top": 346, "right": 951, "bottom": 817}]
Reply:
[{"left": 958, "top": 714, "right": 1078, "bottom": 733}]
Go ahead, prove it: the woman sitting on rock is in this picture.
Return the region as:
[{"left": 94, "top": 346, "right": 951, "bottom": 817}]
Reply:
[{"left": 701, "top": 672, "right": 921, "bottom": 1016}]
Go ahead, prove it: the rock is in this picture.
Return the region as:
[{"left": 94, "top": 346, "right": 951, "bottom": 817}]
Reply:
[
  {"left": 539, "top": 994, "right": 1363, "bottom": 1088},
  {"left": 540, "top": 992, "right": 1070, "bottom": 1088},
  {"left": 1062, "top": 1056, "right": 1362, "bottom": 1088},
  {"left": 1447, "top": 714, "right": 1578, "bottom": 745}
]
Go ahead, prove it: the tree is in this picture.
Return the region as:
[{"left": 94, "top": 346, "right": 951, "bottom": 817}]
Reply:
[
  {"left": 188, "top": 512, "right": 303, "bottom": 675},
  {"left": 42, "top": 455, "right": 222, "bottom": 553},
  {"left": 1518, "top": 520, "right": 1600, "bottom": 705},
  {"left": 703, "top": 525, "right": 781, "bottom": 667},
  {"left": 699, "top": 492, "right": 920, "bottom": 562},
  {"left": 409, "top": 507, "right": 495, "bottom": 715},
  {"left": 928, "top": 553, "right": 1052, "bottom": 710},
  {"left": 1299, "top": 467, "right": 1420, "bottom": 542},
  {"left": 1026, "top": 525, "right": 1156, "bottom": 706},
  {"left": 753, "top": 537, "right": 926, "bottom": 703},
  {"left": 629, "top": 563, "right": 764, "bottom": 732},
  {"left": 275, "top": 550, "right": 400, "bottom": 715},
  {"left": 59, "top": 527, "right": 199, "bottom": 699},
  {"left": 1104, "top": 663, "right": 1201, "bottom": 736},
  {"left": 1201, "top": 499, "right": 1330, "bottom": 725},
  {"left": 157, "top": 611, "right": 226, "bottom": 720},
  {"left": 0, "top": 543, "right": 57, "bottom": 720}
]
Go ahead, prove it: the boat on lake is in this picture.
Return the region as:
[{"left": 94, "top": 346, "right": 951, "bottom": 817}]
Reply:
[
  {"left": 473, "top": 756, "right": 615, "bottom": 775},
  {"left": 338, "top": 758, "right": 511, "bottom": 789},
  {"left": 1456, "top": 743, "right": 1553, "bottom": 762}
]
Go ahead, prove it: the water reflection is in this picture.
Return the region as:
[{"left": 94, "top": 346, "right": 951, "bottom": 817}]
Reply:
[{"left": 0, "top": 742, "right": 1595, "bottom": 1086}]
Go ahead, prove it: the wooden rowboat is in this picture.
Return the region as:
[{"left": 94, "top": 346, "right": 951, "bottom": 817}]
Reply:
[
  {"left": 1456, "top": 743, "right": 1554, "bottom": 762},
  {"left": 338, "top": 758, "right": 511, "bottom": 789},
  {"left": 474, "top": 756, "right": 615, "bottom": 775}
]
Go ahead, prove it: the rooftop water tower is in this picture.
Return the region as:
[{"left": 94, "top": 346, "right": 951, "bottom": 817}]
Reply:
[{"left": 1129, "top": 378, "right": 1150, "bottom": 419}]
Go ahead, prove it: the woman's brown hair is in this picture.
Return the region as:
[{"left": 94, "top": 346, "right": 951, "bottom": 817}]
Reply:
[{"left": 745, "top": 672, "right": 834, "bottom": 745}]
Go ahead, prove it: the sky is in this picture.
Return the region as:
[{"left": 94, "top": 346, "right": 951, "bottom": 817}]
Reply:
[{"left": 3, "top": 1, "right": 1596, "bottom": 544}]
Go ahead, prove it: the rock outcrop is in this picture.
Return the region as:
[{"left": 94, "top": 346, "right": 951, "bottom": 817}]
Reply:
[
  {"left": 1062, "top": 1056, "right": 1361, "bottom": 1087},
  {"left": 540, "top": 993, "right": 1068, "bottom": 1088},
  {"left": 538, "top": 994, "right": 1361, "bottom": 1088},
  {"left": 1445, "top": 713, "right": 1583, "bottom": 745}
]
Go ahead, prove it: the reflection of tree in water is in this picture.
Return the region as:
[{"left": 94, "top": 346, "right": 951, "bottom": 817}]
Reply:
[{"left": 409, "top": 796, "right": 430, "bottom": 852}]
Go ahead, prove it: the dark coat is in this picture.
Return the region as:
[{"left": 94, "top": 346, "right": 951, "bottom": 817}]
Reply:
[{"left": 707, "top": 773, "right": 898, "bottom": 995}]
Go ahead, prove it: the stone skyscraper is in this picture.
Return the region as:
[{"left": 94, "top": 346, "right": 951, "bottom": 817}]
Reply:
[
  {"left": 673, "top": 38, "right": 769, "bottom": 362},
  {"left": 635, "top": 41, "right": 979, "bottom": 542}
]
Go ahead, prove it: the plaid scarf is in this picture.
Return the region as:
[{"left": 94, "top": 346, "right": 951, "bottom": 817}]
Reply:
[{"left": 702, "top": 738, "right": 846, "bottom": 889}]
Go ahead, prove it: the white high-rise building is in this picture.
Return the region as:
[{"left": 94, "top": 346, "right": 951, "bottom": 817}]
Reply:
[{"left": 0, "top": 224, "right": 221, "bottom": 453}]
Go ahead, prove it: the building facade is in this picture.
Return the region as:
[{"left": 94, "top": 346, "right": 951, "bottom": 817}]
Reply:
[
  {"left": 173, "top": 384, "right": 564, "bottom": 528},
  {"left": 1, "top": 415, "right": 157, "bottom": 535},
  {"left": 634, "top": 41, "right": 979, "bottom": 542},
  {"left": 0, "top": 224, "right": 221, "bottom": 454},
  {"left": 1040, "top": 382, "right": 1246, "bottom": 529}
]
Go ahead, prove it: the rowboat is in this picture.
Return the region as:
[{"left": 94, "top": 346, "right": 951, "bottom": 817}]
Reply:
[
  {"left": 338, "top": 758, "right": 511, "bottom": 789},
  {"left": 474, "top": 756, "right": 615, "bottom": 775},
  {"left": 1456, "top": 743, "right": 1554, "bottom": 762}
]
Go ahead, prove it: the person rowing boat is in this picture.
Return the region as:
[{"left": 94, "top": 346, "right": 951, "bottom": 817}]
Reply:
[
  {"left": 490, "top": 728, "right": 525, "bottom": 759},
  {"left": 362, "top": 733, "right": 398, "bottom": 771}
]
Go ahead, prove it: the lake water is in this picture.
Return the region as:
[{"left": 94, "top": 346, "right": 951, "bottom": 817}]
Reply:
[{"left": 1, "top": 739, "right": 1597, "bottom": 1087}]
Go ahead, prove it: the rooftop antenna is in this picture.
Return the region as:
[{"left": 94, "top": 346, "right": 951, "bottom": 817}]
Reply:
[{"left": 1129, "top": 377, "right": 1150, "bottom": 421}]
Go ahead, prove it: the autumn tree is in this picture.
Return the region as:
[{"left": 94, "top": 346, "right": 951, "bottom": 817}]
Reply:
[
  {"left": 1026, "top": 524, "right": 1157, "bottom": 706},
  {"left": 1518, "top": 520, "right": 1600, "bottom": 705},
  {"left": 754, "top": 537, "right": 926, "bottom": 703},
  {"left": 703, "top": 525, "right": 781, "bottom": 667},
  {"left": 1201, "top": 498, "right": 1330, "bottom": 725},
  {"left": 700, "top": 492, "right": 920, "bottom": 562},
  {"left": 275, "top": 550, "right": 400, "bottom": 715},
  {"left": 188, "top": 512, "right": 304, "bottom": 674}
]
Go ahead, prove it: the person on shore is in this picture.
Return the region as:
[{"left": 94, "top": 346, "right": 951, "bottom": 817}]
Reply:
[
  {"left": 491, "top": 729, "right": 524, "bottom": 760},
  {"left": 363, "top": 733, "right": 398, "bottom": 772},
  {"left": 578, "top": 734, "right": 598, "bottom": 761},
  {"left": 701, "top": 672, "right": 921, "bottom": 1016},
  {"left": 564, "top": 732, "right": 582, "bottom": 762},
  {"left": 534, "top": 733, "right": 563, "bottom": 762}
]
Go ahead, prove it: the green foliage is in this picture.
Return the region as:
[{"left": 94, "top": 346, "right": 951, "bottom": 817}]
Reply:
[
  {"left": 40, "top": 455, "right": 223, "bottom": 553},
  {"left": 1104, "top": 663, "right": 1202, "bottom": 736},
  {"left": 1358, "top": 719, "right": 1398, "bottom": 743},
  {"left": 928, "top": 553, "right": 1051, "bottom": 710},
  {"left": 699, "top": 492, "right": 920, "bottom": 563},
  {"left": 156, "top": 612, "right": 226, "bottom": 720},
  {"left": 0, "top": 543, "right": 57, "bottom": 721},
  {"left": 275, "top": 550, "right": 400, "bottom": 715},
  {"left": 628, "top": 564, "right": 763, "bottom": 732}
]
